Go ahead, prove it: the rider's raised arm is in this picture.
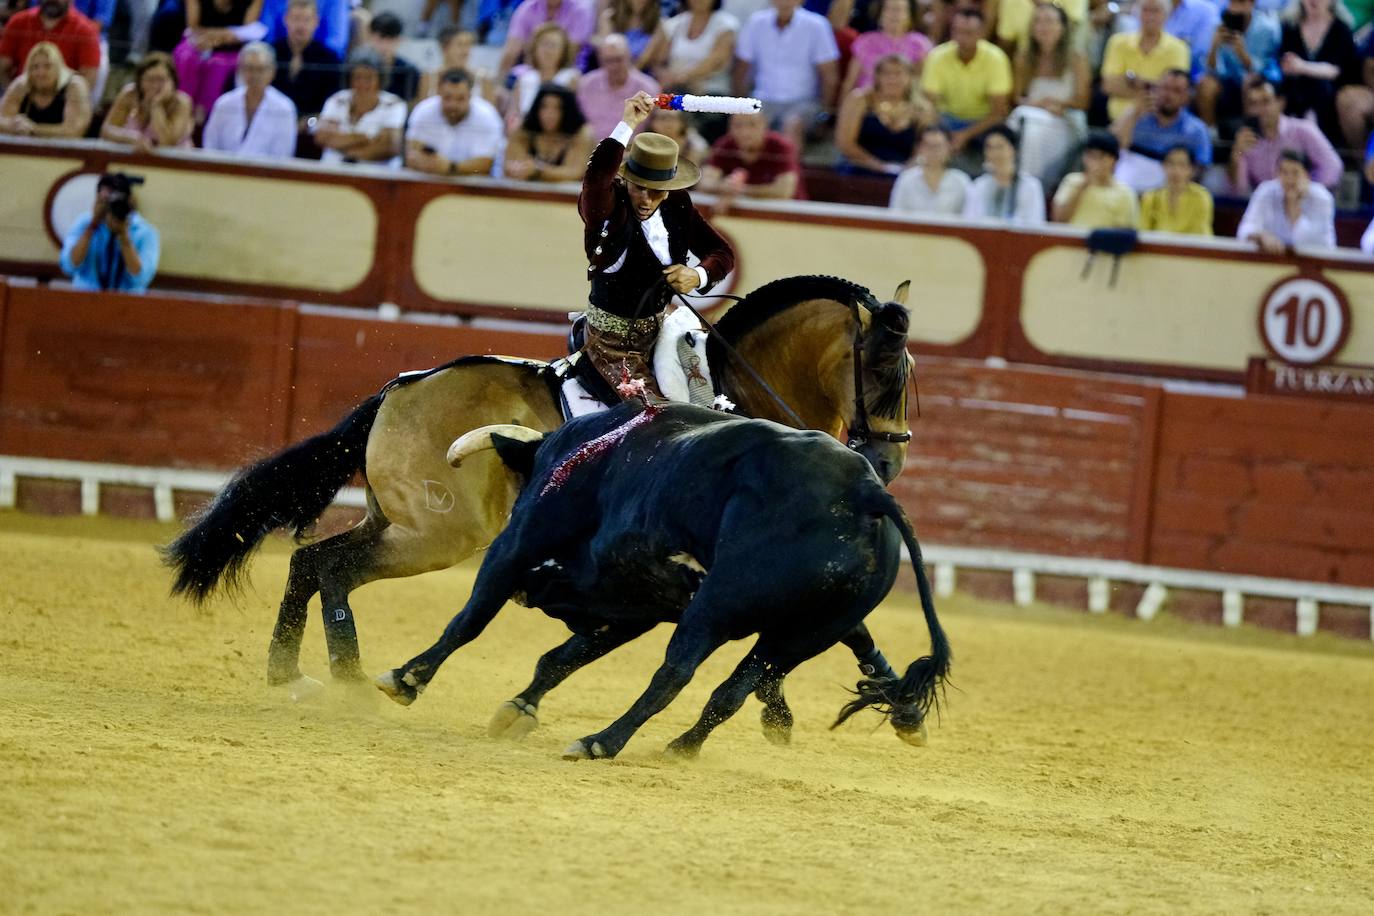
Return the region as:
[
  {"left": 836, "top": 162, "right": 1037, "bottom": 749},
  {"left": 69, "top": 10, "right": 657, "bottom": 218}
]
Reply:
[{"left": 578, "top": 92, "right": 657, "bottom": 227}]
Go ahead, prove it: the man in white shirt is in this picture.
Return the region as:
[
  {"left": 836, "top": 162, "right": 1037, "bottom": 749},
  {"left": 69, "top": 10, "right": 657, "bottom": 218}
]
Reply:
[
  {"left": 202, "top": 42, "right": 299, "bottom": 160},
  {"left": 405, "top": 68, "right": 505, "bottom": 177},
  {"left": 733, "top": 0, "right": 839, "bottom": 149},
  {"left": 1236, "top": 149, "right": 1335, "bottom": 253}
]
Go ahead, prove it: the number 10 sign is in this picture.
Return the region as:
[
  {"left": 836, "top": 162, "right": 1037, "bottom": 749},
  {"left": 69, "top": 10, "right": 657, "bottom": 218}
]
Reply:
[{"left": 1258, "top": 275, "right": 1350, "bottom": 366}]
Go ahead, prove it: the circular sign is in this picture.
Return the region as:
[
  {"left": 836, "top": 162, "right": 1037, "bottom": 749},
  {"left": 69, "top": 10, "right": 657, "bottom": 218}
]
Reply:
[{"left": 1258, "top": 275, "right": 1350, "bottom": 366}]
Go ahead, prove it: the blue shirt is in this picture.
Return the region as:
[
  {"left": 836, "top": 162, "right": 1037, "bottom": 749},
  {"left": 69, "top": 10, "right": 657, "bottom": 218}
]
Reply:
[
  {"left": 260, "top": 0, "right": 350, "bottom": 57},
  {"left": 60, "top": 212, "right": 160, "bottom": 293},
  {"left": 1130, "top": 109, "right": 1213, "bottom": 165},
  {"left": 74, "top": 0, "right": 115, "bottom": 29},
  {"left": 1167, "top": 0, "right": 1220, "bottom": 78},
  {"left": 1211, "top": 11, "right": 1281, "bottom": 84}
]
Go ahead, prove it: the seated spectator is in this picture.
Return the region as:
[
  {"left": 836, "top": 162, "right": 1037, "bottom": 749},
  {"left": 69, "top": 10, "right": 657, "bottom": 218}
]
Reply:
[
  {"left": 889, "top": 124, "right": 971, "bottom": 215},
  {"left": 646, "top": 106, "right": 710, "bottom": 160},
  {"left": 0, "top": 0, "right": 100, "bottom": 89},
  {"left": 174, "top": 0, "right": 268, "bottom": 123},
  {"left": 1237, "top": 148, "right": 1334, "bottom": 250},
  {"left": 596, "top": 0, "right": 665, "bottom": 71},
  {"left": 1228, "top": 75, "right": 1343, "bottom": 192},
  {"left": 836, "top": 53, "right": 931, "bottom": 175},
  {"left": 840, "top": 0, "right": 931, "bottom": 98},
  {"left": 1101, "top": 0, "right": 1190, "bottom": 121},
  {"left": 577, "top": 33, "right": 658, "bottom": 138},
  {"left": 422, "top": 27, "right": 494, "bottom": 101},
  {"left": 659, "top": 0, "right": 738, "bottom": 96},
  {"left": 1009, "top": 3, "right": 1090, "bottom": 188},
  {"left": 963, "top": 123, "right": 1046, "bottom": 223},
  {"left": 60, "top": 173, "right": 160, "bottom": 293},
  {"left": 271, "top": 0, "right": 340, "bottom": 125},
  {"left": 260, "top": 0, "right": 348, "bottom": 58},
  {"left": 1165, "top": 0, "right": 1221, "bottom": 79},
  {"left": 1335, "top": 12, "right": 1374, "bottom": 152},
  {"left": 1196, "top": 0, "right": 1280, "bottom": 130},
  {"left": 699, "top": 109, "right": 803, "bottom": 201},
  {"left": 0, "top": 41, "right": 92, "bottom": 137},
  {"left": 1053, "top": 130, "right": 1139, "bottom": 228},
  {"left": 1277, "top": 0, "right": 1360, "bottom": 145},
  {"left": 406, "top": 68, "right": 504, "bottom": 177},
  {"left": 498, "top": 0, "right": 596, "bottom": 76},
  {"left": 1111, "top": 68, "right": 1212, "bottom": 192},
  {"left": 314, "top": 51, "right": 406, "bottom": 167},
  {"left": 1140, "top": 144, "right": 1214, "bottom": 233},
  {"left": 503, "top": 81, "right": 592, "bottom": 180},
  {"left": 920, "top": 6, "right": 1012, "bottom": 162},
  {"left": 1084, "top": 0, "right": 1129, "bottom": 75},
  {"left": 366, "top": 12, "right": 421, "bottom": 103},
  {"left": 733, "top": 0, "right": 840, "bottom": 151},
  {"left": 202, "top": 41, "right": 297, "bottom": 158},
  {"left": 101, "top": 51, "right": 193, "bottom": 149},
  {"left": 507, "top": 23, "right": 579, "bottom": 126}
]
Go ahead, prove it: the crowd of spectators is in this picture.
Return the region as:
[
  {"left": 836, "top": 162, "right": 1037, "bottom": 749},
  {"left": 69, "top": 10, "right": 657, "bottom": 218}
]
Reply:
[{"left": 4, "top": 0, "right": 1374, "bottom": 251}]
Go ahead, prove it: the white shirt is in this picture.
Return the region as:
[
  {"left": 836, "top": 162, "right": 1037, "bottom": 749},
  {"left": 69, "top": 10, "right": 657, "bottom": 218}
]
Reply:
[
  {"left": 202, "top": 85, "right": 298, "bottom": 159},
  {"left": 406, "top": 94, "right": 505, "bottom": 173},
  {"left": 890, "top": 166, "right": 971, "bottom": 216},
  {"left": 664, "top": 11, "right": 739, "bottom": 94},
  {"left": 736, "top": 7, "right": 839, "bottom": 103},
  {"left": 1236, "top": 179, "right": 1336, "bottom": 250},
  {"left": 316, "top": 89, "right": 408, "bottom": 168},
  {"left": 963, "top": 173, "right": 1047, "bottom": 224}
]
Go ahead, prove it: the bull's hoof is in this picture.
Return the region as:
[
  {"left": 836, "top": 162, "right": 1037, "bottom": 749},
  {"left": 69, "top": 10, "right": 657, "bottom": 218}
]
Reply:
[
  {"left": 562, "top": 738, "right": 612, "bottom": 760},
  {"left": 894, "top": 721, "right": 929, "bottom": 747},
  {"left": 664, "top": 736, "right": 701, "bottom": 760},
  {"left": 284, "top": 674, "right": 324, "bottom": 703},
  {"left": 488, "top": 699, "right": 539, "bottom": 739},
  {"left": 374, "top": 669, "right": 422, "bottom": 706},
  {"left": 760, "top": 708, "right": 793, "bottom": 746}
]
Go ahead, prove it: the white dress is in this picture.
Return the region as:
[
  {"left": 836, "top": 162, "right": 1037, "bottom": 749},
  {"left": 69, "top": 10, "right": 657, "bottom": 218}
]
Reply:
[{"left": 663, "top": 11, "right": 739, "bottom": 95}]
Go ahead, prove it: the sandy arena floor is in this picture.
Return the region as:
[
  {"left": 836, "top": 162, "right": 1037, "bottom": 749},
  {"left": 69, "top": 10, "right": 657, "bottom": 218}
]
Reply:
[{"left": 1, "top": 512, "right": 1372, "bottom": 915}]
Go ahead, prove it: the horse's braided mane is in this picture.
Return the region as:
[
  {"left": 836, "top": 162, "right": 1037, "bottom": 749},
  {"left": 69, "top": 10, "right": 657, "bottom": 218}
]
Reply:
[{"left": 712, "top": 274, "right": 882, "bottom": 347}]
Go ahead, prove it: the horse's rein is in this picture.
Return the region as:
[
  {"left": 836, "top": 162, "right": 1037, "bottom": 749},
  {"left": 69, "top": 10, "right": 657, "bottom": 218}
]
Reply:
[{"left": 843, "top": 300, "right": 913, "bottom": 452}]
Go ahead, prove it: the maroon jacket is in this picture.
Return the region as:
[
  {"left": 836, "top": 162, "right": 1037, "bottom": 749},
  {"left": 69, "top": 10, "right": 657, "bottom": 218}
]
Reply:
[{"left": 578, "top": 137, "right": 735, "bottom": 318}]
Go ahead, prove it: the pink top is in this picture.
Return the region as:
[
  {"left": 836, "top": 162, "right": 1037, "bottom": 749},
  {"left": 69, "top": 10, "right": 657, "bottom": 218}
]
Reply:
[
  {"left": 508, "top": 0, "right": 596, "bottom": 47},
  {"left": 128, "top": 104, "right": 193, "bottom": 148},
  {"left": 575, "top": 67, "right": 660, "bottom": 140},
  {"left": 848, "top": 30, "right": 932, "bottom": 89}
]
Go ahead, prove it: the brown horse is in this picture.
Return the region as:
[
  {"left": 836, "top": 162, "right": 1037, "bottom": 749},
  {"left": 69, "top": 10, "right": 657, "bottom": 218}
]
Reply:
[{"left": 165, "top": 275, "right": 918, "bottom": 729}]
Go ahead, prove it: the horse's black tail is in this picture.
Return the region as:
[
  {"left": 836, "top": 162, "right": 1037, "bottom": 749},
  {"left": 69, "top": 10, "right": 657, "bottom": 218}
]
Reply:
[
  {"left": 833, "top": 487, "right": 952, "bottom": 730},
  {"left": 161, "top": 393, "right": 384, "bottom": 604}
]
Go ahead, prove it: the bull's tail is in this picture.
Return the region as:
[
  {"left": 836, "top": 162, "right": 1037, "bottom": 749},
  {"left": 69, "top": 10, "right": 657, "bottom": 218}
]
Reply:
[
  {"left": 832, "top": 488, "right": 952, "bottom": 730},
  {"left": 161, "top": 393, "right": 384, "bottom": 604}
]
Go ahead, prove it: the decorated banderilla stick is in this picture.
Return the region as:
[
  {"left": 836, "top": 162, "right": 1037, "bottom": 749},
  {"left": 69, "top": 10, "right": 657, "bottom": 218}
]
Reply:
[{"left": 654, "top": 93, "right": 762, "bottom": 115}]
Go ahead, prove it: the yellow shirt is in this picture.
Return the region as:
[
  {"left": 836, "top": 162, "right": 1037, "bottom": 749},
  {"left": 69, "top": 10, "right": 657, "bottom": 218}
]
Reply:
[
  {"left": 1140, "top": 183, "right": 1214, "bottom": 235},
  {"left": 921, "top": 39, "right": 1014, "bottom": 122},
  {"left": 996, "top": 0, "right": 1088, "bottom": 47},
  {"left": 1101, "top": 31, "right": 1191, "bottom": 120},
  {"left": 1054, "top": 172, "right": 1140, "bottom": 229}
]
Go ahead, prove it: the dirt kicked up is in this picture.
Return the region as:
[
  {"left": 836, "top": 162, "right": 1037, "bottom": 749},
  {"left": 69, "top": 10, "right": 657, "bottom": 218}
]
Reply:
[{"left": 2, "top": 512, "right": 1372, "bottom": 914}]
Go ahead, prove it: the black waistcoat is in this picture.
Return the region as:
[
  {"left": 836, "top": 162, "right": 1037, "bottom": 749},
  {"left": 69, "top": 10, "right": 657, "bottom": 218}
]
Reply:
[{"left": 588, "top": 190, "right": 692, "bottom": 319}]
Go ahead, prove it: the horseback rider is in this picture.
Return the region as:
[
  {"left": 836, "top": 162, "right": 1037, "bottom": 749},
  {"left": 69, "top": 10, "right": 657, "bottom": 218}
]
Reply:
[{"left": 576, "top": 90, "right": 735, "bottom": 402}]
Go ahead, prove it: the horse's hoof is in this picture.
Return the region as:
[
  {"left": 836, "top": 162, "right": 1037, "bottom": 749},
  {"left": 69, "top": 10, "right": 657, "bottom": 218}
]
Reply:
[
  {"left": 562, "top": 739, "right": 610, "bottom": 760},
  {"left": 895, "top": 721, "right": 929, "bottom": 747},
  {"left": 761, "top": 721, "right": 792, "bottom": 746},
  {"left": 488, "top": 699, "right": 539, "bottom": 739},
  {"left": 664, "top": 737, "right": 701, "bottom": 760},
  {"left": 284, "top": 674, "right": 324, "bottom": 703},
  {"left": 374, "top": 670, "right": 420, "bottom": 706}
]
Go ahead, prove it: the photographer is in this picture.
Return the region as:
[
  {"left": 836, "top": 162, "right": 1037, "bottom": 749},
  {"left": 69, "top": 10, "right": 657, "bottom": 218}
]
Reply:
[
  {"left": 1195, "top": 0, "right": 1280, "bottom": 131},
  {"left": 59, "top": 173, "right": 161, "bottom": 293}
]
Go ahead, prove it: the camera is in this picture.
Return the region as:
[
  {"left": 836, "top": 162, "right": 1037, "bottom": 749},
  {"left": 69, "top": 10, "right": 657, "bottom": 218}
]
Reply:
[
  {"left": 97, "top": 172, "right": 144, "bottom": 222},
  {"left": 107, "top": 191, "right": 133, "bottom": 221},
  {"left": 1221, "top": 10, "right": 1246, "bottom": 31}
]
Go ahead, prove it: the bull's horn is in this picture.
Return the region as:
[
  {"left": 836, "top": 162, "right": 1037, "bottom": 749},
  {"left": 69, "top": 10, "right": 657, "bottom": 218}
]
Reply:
[{"left": 448, "top": 424, "right": 543, "bottom": 468}]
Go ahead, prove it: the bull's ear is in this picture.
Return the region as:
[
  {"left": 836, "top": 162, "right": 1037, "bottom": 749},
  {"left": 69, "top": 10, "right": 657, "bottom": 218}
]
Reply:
[{"left": 491, "top": 432, "right": 543, "bottom": 479}]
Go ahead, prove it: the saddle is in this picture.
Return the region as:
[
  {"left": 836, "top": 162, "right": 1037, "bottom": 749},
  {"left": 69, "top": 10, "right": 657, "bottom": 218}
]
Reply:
[{"left": 553, "top": 307, "right": 720, "bottom": 421}]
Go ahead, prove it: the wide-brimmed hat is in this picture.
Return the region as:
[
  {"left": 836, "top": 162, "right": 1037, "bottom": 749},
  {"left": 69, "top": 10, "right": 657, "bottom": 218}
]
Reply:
[{"left": 618, "top": 132, "right": 700, "bottom": 191}]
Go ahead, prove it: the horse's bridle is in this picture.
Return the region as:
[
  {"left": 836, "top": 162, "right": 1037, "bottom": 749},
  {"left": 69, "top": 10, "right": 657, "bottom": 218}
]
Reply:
[{"left": 844, "top": 300, "right": 913, "bottom": 452}]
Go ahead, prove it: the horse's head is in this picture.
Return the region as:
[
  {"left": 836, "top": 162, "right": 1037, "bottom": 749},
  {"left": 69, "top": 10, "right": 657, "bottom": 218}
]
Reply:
[{"left": 849, "top": 281, "right": 914, "bottom": 485}]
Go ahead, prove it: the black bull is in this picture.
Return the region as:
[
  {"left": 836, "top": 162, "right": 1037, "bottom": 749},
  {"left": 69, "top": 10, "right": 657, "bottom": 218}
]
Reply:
[{"left": 376, "top": 402, "right": 952, "bottom": 760}]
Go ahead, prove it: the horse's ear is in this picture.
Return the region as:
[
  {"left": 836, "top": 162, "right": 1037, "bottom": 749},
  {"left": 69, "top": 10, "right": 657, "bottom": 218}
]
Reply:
[
  {"left": 491, "top": 433, "right": 544, "bottom": 480},
  {"left": 892, "top": 280, "right": 911, "bottom": 306}
]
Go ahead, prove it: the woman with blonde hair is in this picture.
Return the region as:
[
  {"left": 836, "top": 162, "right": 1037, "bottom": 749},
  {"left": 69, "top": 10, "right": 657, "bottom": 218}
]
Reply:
[
  {"left": 1009, "top": 2, "right": 1090, "bottom": 187},
  {"left": 100, "top": 52, "right": 194, "bottom": 151},
  {"left": 0, "top": 42, "right": 92, "bottom": 139},
  {"left": 835, "top": 53, "right": 934, "bottom": 175},
  {"left": 507, "top": 23, "right": 581, "bottom": 128}
]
